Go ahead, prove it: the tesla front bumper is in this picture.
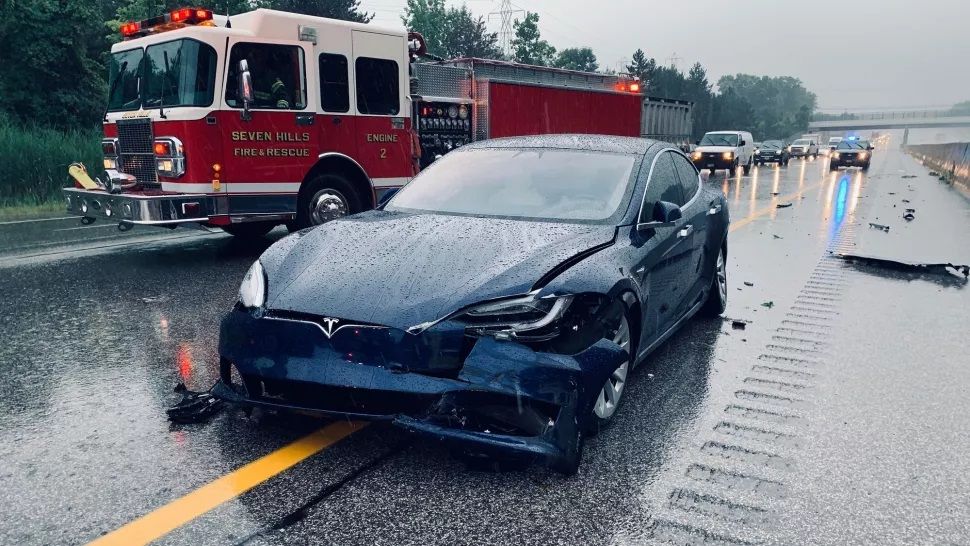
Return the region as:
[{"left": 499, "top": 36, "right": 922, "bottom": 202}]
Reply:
[{"left": 216, "top": 309, "right": 627, "bottom": 465}]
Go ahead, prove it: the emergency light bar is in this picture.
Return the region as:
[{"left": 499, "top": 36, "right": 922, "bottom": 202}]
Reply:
[{"left": 120, "top": 7, "right": 214, "bottom": 38}]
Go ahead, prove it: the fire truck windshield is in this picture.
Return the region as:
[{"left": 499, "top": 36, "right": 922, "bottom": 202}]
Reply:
[
  {"left": 385, "top": 148, "right": 638, "bottom": 224},
  {"left": 107, "top": 48, "right": 143, "bottom": 111},
  {"left": 107, "top": 39, "right": 217, "bottom": 112}
]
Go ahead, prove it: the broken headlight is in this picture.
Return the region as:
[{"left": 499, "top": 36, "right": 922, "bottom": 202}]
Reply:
[
  {"left": 238, "top": 260, "right": 266, "bottom": 309},
  {"left": 459, "top": 293, "right": 574, "bottom": 341}
]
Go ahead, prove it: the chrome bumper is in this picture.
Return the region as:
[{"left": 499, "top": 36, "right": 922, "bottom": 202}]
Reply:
[{"left": 63, "top": 187, "right": 226, "bottom": 225}]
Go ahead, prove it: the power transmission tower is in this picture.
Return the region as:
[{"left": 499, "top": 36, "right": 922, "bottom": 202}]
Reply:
[
  {"left": 666, "top": 52, "right": 682, "bottom": 69},
  {"left": 489, "top": 0, "right": 524, "bottom": 58}
]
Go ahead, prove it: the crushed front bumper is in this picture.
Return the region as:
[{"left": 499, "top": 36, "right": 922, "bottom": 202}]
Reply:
[
  {"left": 62, "top": 187, "right": 226, "bottom": 225},
  {"left": 215, "top": 309, "right": 627, "bottom": 467}
]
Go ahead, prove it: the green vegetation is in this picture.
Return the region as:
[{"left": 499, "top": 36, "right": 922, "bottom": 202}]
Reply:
[{"left": 0, "top": 118, "right": 102, "bottom": 208}]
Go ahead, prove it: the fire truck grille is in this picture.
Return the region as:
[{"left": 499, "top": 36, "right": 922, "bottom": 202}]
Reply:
[{"left": 116, "top": 118, "right": 159, "bottom": 188}]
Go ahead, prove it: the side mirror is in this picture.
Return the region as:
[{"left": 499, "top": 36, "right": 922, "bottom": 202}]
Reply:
[
  {"left": 638, "top": 200, "right": 682, "bottom": 231},
  {"left": 867, "top": 145, "right": 874, "bottom": 150},
  {"left": 695, "top": 140, "right": 700, "bottom": 145},
  {"left": 377, "top": 187, "right": 400, "bottom": 209},
  {"left": 238, "top": 59, "right": 254, "bottom": 121},
  {"left": 739, "top": 139, "right": 746, "bottom": 146}
]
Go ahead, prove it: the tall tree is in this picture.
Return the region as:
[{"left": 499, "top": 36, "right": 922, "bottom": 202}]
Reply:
[
  {"left": 553, "top": 47, "right": 598, "bottom": 72},
  {"left": 403, "top": 1, "right": 502, "bottom": 59},
  {"left": 267, "top": 0, "right": 372, "bottom": 22},
  {"left": 511, "top": 12, "right": 555, "bottom": 66},
  {"left": 625, "top": 48, "right": 656, "bottom": 87},
  {"left": 685, "top": 62, "right": 712, "bottom": 139}
]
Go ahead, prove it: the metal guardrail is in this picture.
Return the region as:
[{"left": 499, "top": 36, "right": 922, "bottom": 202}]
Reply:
[
  {"left": 812, "top": 110, "right": 953, "bottom": 122},
  {"left": 907, "top": 142, "right": 970, "bottom": 199}
]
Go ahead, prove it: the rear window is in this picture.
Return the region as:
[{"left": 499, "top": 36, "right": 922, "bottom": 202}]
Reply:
[{"left": 387, "top": 148, "right": 637, "bottom": 223}]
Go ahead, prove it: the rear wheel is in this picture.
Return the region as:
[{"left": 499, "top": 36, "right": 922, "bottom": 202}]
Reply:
[
  {"left": 729, "top": 161, "right": 738, "bottom": 176},
  {"left": 291, "top": 173, "right": 363, "bottom": 232},
  {"left": 742, "top": 160, "right": 752, "bottom": 175},
  {"left": 700, "top": 245, "right": 728, "bottom": 317},
  {"left": 222, "top": 221, "right": 276, "bottom": 239},
  {"left": 709, "top": 168, "right": 716, "bottom": 175}
]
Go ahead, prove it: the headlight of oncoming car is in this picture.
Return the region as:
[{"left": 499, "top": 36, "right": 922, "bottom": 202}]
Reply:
[
  {"left": 459, "top": 292, "right": 574, "bottom": 341},
  {"left": 722, "top": 151, "right": 734, "bottom": 160},
  {"left": 238, "top": 260, "right": 266, "bottom": 309},
  {"left": 691, "top": 151, "right": 702, "bottom": 160}
]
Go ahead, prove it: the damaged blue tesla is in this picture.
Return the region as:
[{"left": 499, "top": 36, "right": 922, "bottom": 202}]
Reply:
[{"left": 214, "top": 135, "right": 729, "bottom": 474}]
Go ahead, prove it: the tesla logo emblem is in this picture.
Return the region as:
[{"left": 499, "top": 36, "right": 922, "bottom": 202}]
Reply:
[{"left": 321, "top": 317, "right": 340, "bottom": 338}]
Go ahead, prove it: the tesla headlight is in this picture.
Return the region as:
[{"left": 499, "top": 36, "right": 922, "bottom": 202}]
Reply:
[
  {"left": 722, "top": 151, "right": 733, "bottom": 160},
  {"left": 238, "top": 260, "right": 266, "bottom": 309},
  {"left": 460, "top": 293, "right": 574, "bottom": 340}
]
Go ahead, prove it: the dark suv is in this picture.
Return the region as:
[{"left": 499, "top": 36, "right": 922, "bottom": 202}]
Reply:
[
  {"left": 754, "top": 140, "right": 790, "bottom": 166},
  {"left": 830, "top": 139, "right": 873, "bottom": 171}
]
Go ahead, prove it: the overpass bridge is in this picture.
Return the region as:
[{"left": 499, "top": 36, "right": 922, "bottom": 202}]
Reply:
[{"left": 809, "top": 110, "right": 970, "bottom": 131}]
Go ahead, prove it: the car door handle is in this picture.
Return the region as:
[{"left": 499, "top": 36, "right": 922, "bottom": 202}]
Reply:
[
  {"left": 678, "top": 225, "right": 694, "bottom": 238},
  {"left": 707, "top": 203, "right": 722, "bottom": 215}
]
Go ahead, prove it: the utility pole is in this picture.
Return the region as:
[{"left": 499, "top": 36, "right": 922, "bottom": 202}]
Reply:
[{"left": 489, "top": 0, "right": 524, "bottom": 58}]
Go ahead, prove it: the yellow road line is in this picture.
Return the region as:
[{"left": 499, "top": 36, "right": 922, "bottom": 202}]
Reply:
[
  {"left": 729, "top": 179, "right": 825, "bottom": 233},
  {"left": 88, "top": 420, "right": 367, "bottom": 546},
  {"left": 87, "top": 174, "right": 827, "bottom": 546}
]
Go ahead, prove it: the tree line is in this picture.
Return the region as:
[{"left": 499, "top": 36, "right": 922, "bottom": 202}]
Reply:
[{"left": 2, "top": 0, "right": 819, "bottom": 141}]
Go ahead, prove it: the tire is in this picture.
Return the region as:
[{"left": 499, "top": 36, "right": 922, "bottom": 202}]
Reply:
[
  {"left": 700, "top": 244, "right": 727, "bottom": 317},
  {"left": 862, "top": 162, "right": 870, "bottom": 171},
  {"left": 292, "top": 173, "right": 363, "bottom": 231},
  {"left": 709, "top": 168, "right": 716, "bottom": 175},
  {"left": 812, "top": 153, "right": 818, "bottom": 159},
  {"left": 729, "top": 161, "right": 738, "bottom": 176},
  {"left": 590, "top": 313, "right": 633, "bottom": 433},
  {"left": 829, "top": 163, "right": 839, "bottom": 171},
  {"left": 742, "top": 160, "right": 752, "bottom": 175},
  {"left": 222, "top": 221, "right": 276, "bottom": 239}
]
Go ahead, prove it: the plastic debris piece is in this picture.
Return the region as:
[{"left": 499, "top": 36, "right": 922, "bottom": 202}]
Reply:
[
  {"left": 731, "top": 320, "right": 747, "bottom": 330},
  {"left": 868, "top": 223, "right": 890, "bottom": 232},
  {"left": 901, "top": 175, "right": 917, "bottom": 179},
  {"left": 771, "top": 192, "right": 780, "bottom": 196},
  {"left": 833, "top": 253, "right": 969, "bottom": 281},
  {"left": 776, "top": 203, "right": 792, "bottom": 208},
  {"left": 903, "top": 212, "right": 915, "bottom": 221},
  {"left": 744, "top": 281, "right": 754, "bottom": 287},
  {"left": 773, "top": 234, "right": 783, "bottom": 239},
  {"left": 167, "top": 386, "right": 223, "bottom": 424},
  {"left": 761, "top": 301, "right": 774, "bottom": 309},
  {"left": 929, "top": 171, "right": 939, "bottom": 176}
]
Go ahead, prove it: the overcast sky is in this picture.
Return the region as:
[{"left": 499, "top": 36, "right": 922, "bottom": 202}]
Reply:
[{"left": 360, "top": 0, "right": 970, "bottom": 111}]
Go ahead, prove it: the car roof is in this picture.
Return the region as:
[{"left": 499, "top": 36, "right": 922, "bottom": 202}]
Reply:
[{"left": 463, "top": 134, "right": 660, "bottom": 155}]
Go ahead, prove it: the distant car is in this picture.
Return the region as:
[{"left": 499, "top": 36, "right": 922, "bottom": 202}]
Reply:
[
  {"left": 690, "top": 130, "right": 755, "bottom": 175},
  {"left": 215, "top": 135, "right": 731, "bottom": 475},
  {"left": 789, "top": 138, "right": 819, "bottom": 159},
  {"left": 827, "top": 136, "right": 842, "bottom": 152},
  {"left": 754, "top": 140, "right": 790, "bottom": 166},
  {"left": 830, "top": 139, "right": 872, "bottom": 171}
]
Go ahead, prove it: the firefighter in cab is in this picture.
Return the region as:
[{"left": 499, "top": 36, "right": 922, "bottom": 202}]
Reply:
[{"left": 248, "top": 47, "right": 290, "bottom": 109}]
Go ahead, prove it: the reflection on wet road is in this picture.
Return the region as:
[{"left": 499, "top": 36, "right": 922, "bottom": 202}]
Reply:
[{"left": 1, "top": 149, "right": 968, "bottom": 545}]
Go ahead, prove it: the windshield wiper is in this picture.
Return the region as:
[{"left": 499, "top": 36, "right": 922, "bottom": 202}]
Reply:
[
  {"left": 103, "top": 60, "right": 128, "bottom": 122},
  {"left": 158, "top": 50, "right": 170, "bottom": 119}
]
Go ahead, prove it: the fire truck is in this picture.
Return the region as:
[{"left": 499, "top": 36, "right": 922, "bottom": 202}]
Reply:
[{"left": 64, "top": 7, "right": 648, "bottom": 237}]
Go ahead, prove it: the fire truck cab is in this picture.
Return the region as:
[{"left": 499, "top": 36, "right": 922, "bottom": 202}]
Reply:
[{"left": 64, "top": 7, "right": 644, "bottom": 237}]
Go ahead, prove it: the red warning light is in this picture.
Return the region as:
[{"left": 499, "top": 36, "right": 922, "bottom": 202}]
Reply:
[
  {"left": 120, "top": 21, "right": 141, "bottom": 37},
  {"left": 170, "top": 8, "right": 191, "bottom": 22},
  {"left": 629, "top": 82, "right": 641, "bottom": 93}
]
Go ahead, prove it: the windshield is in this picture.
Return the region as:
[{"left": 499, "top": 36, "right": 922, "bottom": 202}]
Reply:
[
  {"left": 107, "top": 48, "right": 144, "bottom": 111},
  {"left": 761, "top": 141, "right": 782, "bottom": 149},
  {"left": 699, "top": 133, "right": 739, "bottom": 146},
  {"left": 107, "top": 39, "right": 217, "bottom": 112},
  {"left": 829, "top": 137, "right": 842, "bottom": 144},
  {"left": 386, "top": 148, "right": 637, "bottom": 223},
  {"left": 142, "top": 39, "right": 217, "bottom": 109},
  {"left": 793, "top": 139, "right": 811, "bottom": 145},
  {"left": 837, "top": 140, "right": 870, "bottom": 150}
]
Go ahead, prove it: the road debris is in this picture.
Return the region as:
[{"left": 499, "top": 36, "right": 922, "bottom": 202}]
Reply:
[
  {"left": 771, "top": 192, "right": 780, "bottom": 196},
  {"left": 167, "top": 383, "right": 223, "bottom": 424},
  {"left": 776, "top": 203, "right": 792, "bottom": 209},
  {"left": 761, "top": 301, "right": 775, "bottom": 309},
  {"left": 868, "top": 223, "right": 890, "bottom": 232},
  {"left": 732, "top": 320, "right": 747, "bottom": 330},
  {"left": 901, "top": 175, "right": 917, "bottom": 179},
  {"left": 773, "top": 234, "right": 783, "bottom": 239},
  {"left": 929, "top": 171, "right": 940, "bottom": 176},
  {"left": 903, "top": 209, "right": 915, "bottom": 221},
  {"left": 744, "top": 281, "right": 754, "bottom": 286},
  {"left": 833, "top": 253, "right": 969, "bottom": 281},
  {"left": 140, "top": 296, "right": 168, "bottom": 304}
]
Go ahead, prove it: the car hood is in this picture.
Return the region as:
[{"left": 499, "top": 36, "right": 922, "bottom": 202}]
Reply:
[
  {"left": 695, "top": 145, "right": 738, "bottom": 153},
  {"left": 264, "top": 210, "right": 617, "bottom": 330}
]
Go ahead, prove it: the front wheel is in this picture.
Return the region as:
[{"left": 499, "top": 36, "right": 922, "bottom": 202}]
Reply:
[
  {"left": 700, "top": 245, "right": 727, "bottom": 317},
  {"left": 830, "top": 163, "right": 839, "bottom": 171},
  {"left": 742, "top": 160, "right": 752, "bottom": 175},
  {"left": 729, "top": 161, "right": 738, "bottom": 176},
  {"left": 291, "top": 173, "right": 363, "bottom": 231}
]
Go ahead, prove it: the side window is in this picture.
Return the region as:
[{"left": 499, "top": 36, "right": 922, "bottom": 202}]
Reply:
[
  {"left": 670, "top": 153, "right": 700, "bottom": 202},
  {"left": 225, "top": 43, "right": 306, "bottom": 110},
  {"left": 319, "top": 53, "right": 349, "bottom": 113},
  {"left": 355, "top": 57, "right": 399, "bottom": 115},
  {"left": 641, "top": 152, "right": 685, "bottom": 220}
]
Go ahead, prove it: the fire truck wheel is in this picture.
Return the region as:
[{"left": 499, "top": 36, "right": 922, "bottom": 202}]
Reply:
[
  {"left": 293, "top": 174, "right": 362, "bottom": 230},
  {"left": 222, "top": 221, "right": 276, "bottom": 239}
]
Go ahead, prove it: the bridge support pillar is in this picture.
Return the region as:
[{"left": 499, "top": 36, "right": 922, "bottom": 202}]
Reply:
[{"left": 901, "top": 128, "right": 909, "bottom": 148}]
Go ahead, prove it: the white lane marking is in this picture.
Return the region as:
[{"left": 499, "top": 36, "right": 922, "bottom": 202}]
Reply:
[
  {"left": 0, "top": 216, "right": 72, "bottom": 226},
  {"left": 52, "top": 224, "right": 118, "bottom": 233}
]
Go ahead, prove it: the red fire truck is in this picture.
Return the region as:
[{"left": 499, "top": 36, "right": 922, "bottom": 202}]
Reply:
[{"left": 64, "top": 7, "right": 645, "bottom": 237}]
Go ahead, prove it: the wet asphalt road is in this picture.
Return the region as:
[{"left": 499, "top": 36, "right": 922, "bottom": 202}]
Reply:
[{"left": 1, "top": 147, "right": 968, "bottom": 545}]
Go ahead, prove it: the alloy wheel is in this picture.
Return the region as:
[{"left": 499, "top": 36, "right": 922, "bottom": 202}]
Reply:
[
  {"left": 310, "top": 189, "right": 349, "bottom": 225},
  {"left": 716, "top": 248, "right": 727, "bottom": 305},
  {"left": 593, "top": 315, "right": 631, "bottom": 420}
]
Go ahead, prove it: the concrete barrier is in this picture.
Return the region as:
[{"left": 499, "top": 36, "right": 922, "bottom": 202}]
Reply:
[{"left": 906, "top": 143, "right": 970, "bottom": 199}]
